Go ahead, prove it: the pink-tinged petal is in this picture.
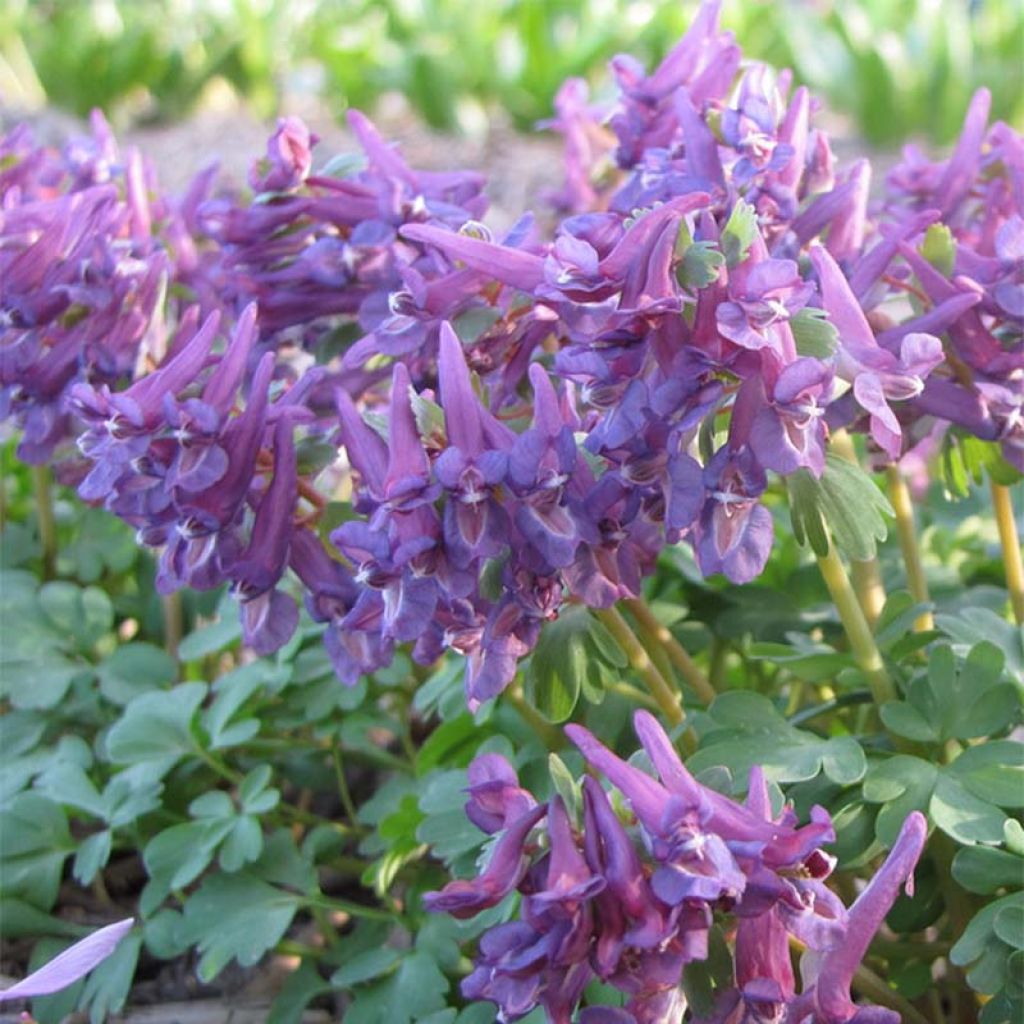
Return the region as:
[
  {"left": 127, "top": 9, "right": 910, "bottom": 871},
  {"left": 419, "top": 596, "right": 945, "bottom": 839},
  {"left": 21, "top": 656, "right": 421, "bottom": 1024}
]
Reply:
[
  {"left": 853, "top": 373, "right": 902, "bottom": 458},
  {"left": 776, "top": 86, "right": 810, "bottom": 191},
  {"left": 346, "top": 109, "right": 416, "bottom": 187},
  {"left": 813, "top": 812, "right": 927, "bottom": 1023},
  {"left": 600, "top": 193, "right": 711, "bottom": 282},
  {"left": 810, "top": 245, "right": 876, "bottom": 356},
  {"left": 438, "top": 322, "right": 485, "bottom": 456},
  {"left": 202, "top": 303, "right": 258, "bottom": 413},
  {"left": 385, "top": 362, "right": 429, "bottom": 496},
  {"left": 935, "top": 88, "right": 991, "bottom": 216},
  {"left": 0, "top": 919, "right": 134, "bottom": 1004},
  {"left": 400, "top": 222, "right": 545, "bottom": 292},
  {"left": 336, "top": 388, "right": 388, "bottom": 495},
  {"left": 565, "top": 723, "right": 668, "bottom": 835},
  {"left": 897, "top": 333, "right": 945, "bottom": 378}
]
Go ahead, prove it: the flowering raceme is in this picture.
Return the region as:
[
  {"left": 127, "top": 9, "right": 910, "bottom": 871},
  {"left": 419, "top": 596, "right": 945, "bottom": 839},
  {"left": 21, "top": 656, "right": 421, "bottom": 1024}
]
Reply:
[
  {"left": 425, "top": 713, "right": 927, "bottom": 1023},
  {"left": 2, "top": 0, "right": 1020, "bottom": 703}
]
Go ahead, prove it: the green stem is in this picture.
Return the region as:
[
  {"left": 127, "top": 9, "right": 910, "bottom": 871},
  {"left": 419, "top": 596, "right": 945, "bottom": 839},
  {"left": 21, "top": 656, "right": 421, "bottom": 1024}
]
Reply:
[
  {"left": 332, "top": 747, "right": 359, "bottom": 827},
  {"left": 850, "top": 558, "right": 887, "bottom": 628},
  {"left": 162, "top": 592, "right": 183, "bottom": 662},
  {"left": 276, "top": 939, "right": 329, "bottom": 960},
  {"left": 815, "top": 538, "right": 896, "bottom": 705},
  {"left": 595, "top": 606, "right": 696, "bottom": 753},
  {"left": 302, "top": 894, "right": 395, "bottom": 923},
  {"left": 886, "top": 465, "right": 934, "bottom": 631},
  {"left": 32, "top": 464, "right": 57, "bottom": 579},
  {"left": 506, "top": 688, "right": 564, "bottom": 752},
  {"left": 850, "top": 963, "right": 931, "bottom": 1024},
  {"left": 992, "top": 481, "right": 1024, "bottom": 625},
  {"left": 607, "top": 680, "right": 660, "bottom": 711},
  {"left": 622, "top": 597, "right": 716, "bottom": 705}
]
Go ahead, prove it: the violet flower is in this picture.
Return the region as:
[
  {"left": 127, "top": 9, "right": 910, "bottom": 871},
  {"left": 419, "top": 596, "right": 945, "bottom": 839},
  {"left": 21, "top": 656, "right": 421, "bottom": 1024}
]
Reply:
[{"left": 0, "top": 918, "right": 134, "bottom": 1005}]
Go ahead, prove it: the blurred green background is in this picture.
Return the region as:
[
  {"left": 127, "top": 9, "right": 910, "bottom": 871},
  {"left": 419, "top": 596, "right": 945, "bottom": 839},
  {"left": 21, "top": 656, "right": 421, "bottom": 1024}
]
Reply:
[{"left": 1, "top": 0, "right": 1021, "bottom": 146}]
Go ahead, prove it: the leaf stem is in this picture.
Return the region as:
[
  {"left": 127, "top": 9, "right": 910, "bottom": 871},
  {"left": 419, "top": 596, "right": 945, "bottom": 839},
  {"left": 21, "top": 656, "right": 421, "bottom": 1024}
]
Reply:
[
  {"left": 885, "top": 465, "right": 934, "bottom": 631},
  {"left": 331, "top": 746, "right": 360, "bottom": 827},
  {"left": 595, "top": 606, "right": 696, "bottom": 753},
  {"left": 302, "top": 893, "right": 395, "bottom": 922},
  {"left": 622, "top": 597, "right": 716, "bottom": 705},
  {"left": 32, "top": 464, "right": 57, "bottom": 579},
  {"left": 815, "top": 538, "right": 896, "bottom": 705},
  {"left": 991, "top": 480, "right": 1024, "bottom": 625}
]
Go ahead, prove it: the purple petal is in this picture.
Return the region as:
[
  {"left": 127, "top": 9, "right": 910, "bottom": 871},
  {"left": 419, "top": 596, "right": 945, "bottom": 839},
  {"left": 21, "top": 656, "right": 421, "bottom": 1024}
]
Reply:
[{"left": 0, "top": 919, "right": 134, "bottom": 1003}]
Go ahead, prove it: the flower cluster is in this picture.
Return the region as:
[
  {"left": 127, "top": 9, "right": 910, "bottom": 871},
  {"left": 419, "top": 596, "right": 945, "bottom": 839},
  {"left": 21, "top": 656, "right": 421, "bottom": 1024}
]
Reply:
[
  {"left": 0, "top": 114, "right": 171, "bottom": 464},
  {"left": 2, "top": 0, "right": 1020, "bottom": 700},
  {"left": 426, "top": 712, "right": 928, "bottom": 1024}
]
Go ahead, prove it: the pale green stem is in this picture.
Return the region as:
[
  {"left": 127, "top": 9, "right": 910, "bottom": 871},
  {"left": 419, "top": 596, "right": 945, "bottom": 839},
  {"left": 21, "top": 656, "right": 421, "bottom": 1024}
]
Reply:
[
  {"left": 162, "top": 592, "right": 183, "bottom": 662},
  {"left": 32, "top": 464, "right": 57, "bottom": 579},
  {"left": 850, "top": 558, "right": 887, "bottom": 629},
  {"left": 885, "top": 465, "right": 934, "bottom": 631},
  {"left": 992, "top": 481, "right": 1024, "bottom": 625},
  {"left": 850, "top": 963, "right": 931, "bottom": 1024},
  {"left": 506, "top": 688, "right": 564, "bottom": 752},
  {"left": 595, "top": 606, "right": 696, "bottom": 753},
  {"left": 815, "top": 538, "right": 896, "bottom": 706},
  {"left": 622, "top": 597, "right": 716, "bottom": 705}
]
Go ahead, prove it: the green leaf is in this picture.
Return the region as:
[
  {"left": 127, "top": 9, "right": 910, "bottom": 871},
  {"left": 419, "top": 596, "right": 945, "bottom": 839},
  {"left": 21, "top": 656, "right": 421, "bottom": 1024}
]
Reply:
[
  {"left": 331, "top": 947, "right": 403, "bottom": 988},
  {"left": 0, "top": 793, "right": 74, "bottom": 910},
  {"left": 931, "top": 772, "right": 1008, "bottom": 845},
  {"left": 862, "top": 756, "right": 939, "bottom": 847},
  {"left": 935, "top": 607, "right": 1024, "bottom": 682},
  {"left": 73, "top": 829, "right": 112, "bottom": 885},
  {"left": 676, "top": 240, "right": 725, "bottom": 289},
  {"left": 524, "top": 606, "right": 624, "bottom": 722},
  {"left": 268, "top": 960, "right": 332, "bottom": 1024},
  {"left": 890, "top": 643, "right": 1022, "bottom": 743},
  {"left": 144, "top": 821, "right": 224, "bottom": 891},
  {"left": 788, "top": 454, "right": 893, "bottom": 560},
  {"left": 182, "top": 872, "right": 302, "bottom": 981},
  {"left": 0, "top": 898, "right": 88, "bottom": 940},
  {"left": 687, "top": 692, "right": 867, "bottom": 789},
  {"left": 105, "top": 682, "right": 207, "bottom": 777},
  {"left": 953, "top": 845, "right": 1024, "bottom": 895},
  {"left": 790, "top": 307, "right": 839, "bottom": 359},
  {"left": 79, "top": 930, "right": 141, "bottom": 1024},
  {"left": 219, "top": 816, "right": 264, "bottom": 872},
  {"left": 548, "top": 753, "right": 581, "bottom": 824},
  {"left": 97, "top": 643, "right": 177, "bottom": 706},
  {"left": 177, "top": 610, "right": 242, "bottom": 661},
  {"left": 38, "top": 581, "right": 113, "bottom": 649},
  {"left": 343, "top": 951, "right": 449, "bottom": 1024},
  {"left": 721, "top": 198, "right": 758, "bottom": 267}
]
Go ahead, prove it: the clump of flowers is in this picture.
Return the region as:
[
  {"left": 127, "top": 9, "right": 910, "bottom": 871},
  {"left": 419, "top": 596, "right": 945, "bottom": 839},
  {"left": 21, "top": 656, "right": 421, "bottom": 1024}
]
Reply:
[{"left": 427, "top": 713, "right": 928, "bottom": 1024}]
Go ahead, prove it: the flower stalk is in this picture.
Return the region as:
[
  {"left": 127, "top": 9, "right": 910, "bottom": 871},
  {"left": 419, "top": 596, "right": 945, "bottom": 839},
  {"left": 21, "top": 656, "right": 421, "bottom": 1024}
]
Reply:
[
  {"left": 622, "top": 597, "right": 716, "bottom": 705},
  {"left": 595, "top": 606, "right": 696, "bottom": 752},
  {"left": 32, "top": 464, "right": 57, "bottom": 579},
  {"left": 886, "top": 464, "right": 934, "bottom": 631},
  {"left": 815, "top": 534, "right": 896, "bottom": 705},
  {"left": 991, "top": 481, "right": 1024, "bottom": 625}
]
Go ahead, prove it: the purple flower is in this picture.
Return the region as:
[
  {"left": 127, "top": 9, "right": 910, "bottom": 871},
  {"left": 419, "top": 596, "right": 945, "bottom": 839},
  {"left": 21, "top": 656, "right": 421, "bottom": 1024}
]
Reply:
[
  {"left": 228, "top": 414, "right": 300, "bottom": 655},
  {"left": 792, "top": 812, "right": 927, "bottom": 1024},
  {"left": 811, "top": 245, "right": 943, "bottom": 459},
  {"left": 0, "top": 918, "right": 134, "bottom": 1005},
  {"left": 693, "top": 446, "right": 774, "bottom": 584},
  {"left": 424, "top": 803, "right": 547, "bottom": 918},
  {"left": 249, "top": 116, "right": 318, "bottom": 193},
  {"left": 464, "top": 754, "right": 538, "bottom": 834},
  {"left": 717, "top": 257, "right": 813, "bottom": 353}
]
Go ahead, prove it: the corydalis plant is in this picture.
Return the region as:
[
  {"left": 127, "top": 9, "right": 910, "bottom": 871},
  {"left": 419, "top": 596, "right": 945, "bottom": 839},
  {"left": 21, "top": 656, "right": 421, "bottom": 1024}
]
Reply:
[{"left": 426, "top": 713, "right": 927, "bottom": 1024}]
